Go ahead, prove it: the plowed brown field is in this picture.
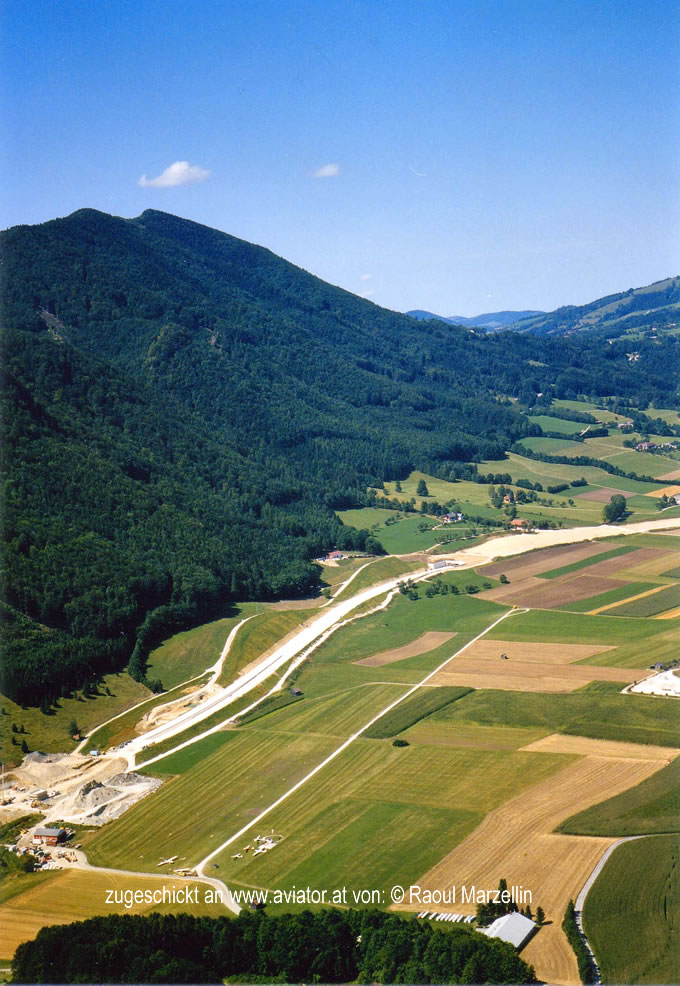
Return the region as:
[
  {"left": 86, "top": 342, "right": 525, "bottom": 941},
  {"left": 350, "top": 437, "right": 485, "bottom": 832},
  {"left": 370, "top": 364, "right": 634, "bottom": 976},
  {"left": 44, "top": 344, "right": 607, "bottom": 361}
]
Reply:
[
  {"left": 479, "top": 574, "right": 625, "bottom": 608},
  {"left": 354, "top": 631, "right": 457, "bottom": 666},
  {"left": 401, "top": 754, "right": 669, "bottom": 985},
  {"left": 480, "top": 542, "right": 612, "bottom": 579}
]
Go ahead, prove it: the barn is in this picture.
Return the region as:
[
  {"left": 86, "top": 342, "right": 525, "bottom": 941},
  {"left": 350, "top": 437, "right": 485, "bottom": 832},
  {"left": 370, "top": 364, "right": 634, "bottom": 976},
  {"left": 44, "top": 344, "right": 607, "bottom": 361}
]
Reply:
[
  {"left": 482, "top": 912, "right": 536, "bottom": 949},
  {"left": 32, "top": 827, "right": 66, "bottom": 846}
]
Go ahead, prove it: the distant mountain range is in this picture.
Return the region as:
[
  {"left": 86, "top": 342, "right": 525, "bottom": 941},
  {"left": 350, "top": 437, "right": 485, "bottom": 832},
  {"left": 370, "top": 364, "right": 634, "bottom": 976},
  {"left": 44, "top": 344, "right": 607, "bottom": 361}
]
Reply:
[
  {"left": 407, "top": 275, "right": 680, "bottom": 337},
  {"left": 406, "top": 309, "right": 544, "bottom": 329}
]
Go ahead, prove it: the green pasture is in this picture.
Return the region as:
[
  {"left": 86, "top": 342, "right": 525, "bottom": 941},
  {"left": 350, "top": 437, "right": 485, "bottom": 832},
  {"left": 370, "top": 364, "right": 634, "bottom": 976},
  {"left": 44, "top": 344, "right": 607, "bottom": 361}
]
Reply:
[
  {"left": 485, "top": 606, "right": 655, "bottom": 648},
  {"left": 583, "top": 835, "right": 679, "bottom": 985},
  {"left": 528, "top": 415, "right": 585, "bottom": 435},
  {"left": 429, "top": 685, "right": 680, "bottom": 747},
  {"left": 246, "top": 681, "right": 410, "bottom": 739},
  {"left": 646, "top": 406, "right": 680, "bottom": 426},
  {"left": 141, "top": 730, "right": 239, "bottom": 775},
  {"left": 603, "top": 582, "right": 680, "bottom": 617},
  {"left": 336, "top": 508, "right": 443, "bottom": 553},
  {"left": 481, "top": 452, "right": 661, "bottom": 495},
  {"left": 317, "top": 556, "right": 372, "bottom": 588},
  {"left": 307, "top": 587, "right": 505, "bottom": 671},
  {"left": 550, "top": 399, "right": 627, "bottom": 423},
  {"left": 537, "top": 543, "right": 640, "bottom": 579},
  {"left": 363, "top": 686, "right": 471, "bottom": 738},
  {"left": 0, "top": 672, "right": 151, "bottom": 764},
  {"left": 519, "top": 436, "right": 584, "bottom": 455},
  {"left": 147, "top": 613, "right": 257, "bottom": 690},
  {"left": 403, "top": 720, "right": 548, "bottom": 751},
  {"left": 88, "top": 730, "right": 339, "bottom": 872},
  {"left": 240, "top": 801, "right": 479, "bottom": 907},
  {"left": 559, "top": 758, "right": 680, "bottom": 837}
]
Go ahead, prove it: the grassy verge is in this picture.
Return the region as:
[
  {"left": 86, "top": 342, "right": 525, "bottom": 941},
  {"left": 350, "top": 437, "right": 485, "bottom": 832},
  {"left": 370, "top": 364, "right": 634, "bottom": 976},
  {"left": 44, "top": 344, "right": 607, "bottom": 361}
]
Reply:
[
  {"left": 217, "top": 609, "right": 315, "bottom": 686},
  {"left": 86, "top": 674, "right": 210, "bottom": 751}
]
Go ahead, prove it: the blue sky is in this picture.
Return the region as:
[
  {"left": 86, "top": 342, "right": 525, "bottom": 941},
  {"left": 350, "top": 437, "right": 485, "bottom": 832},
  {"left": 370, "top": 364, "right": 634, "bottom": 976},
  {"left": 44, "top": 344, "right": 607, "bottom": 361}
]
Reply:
[{"left": 3, "top": 0, "right": 679, "bottom": 315}]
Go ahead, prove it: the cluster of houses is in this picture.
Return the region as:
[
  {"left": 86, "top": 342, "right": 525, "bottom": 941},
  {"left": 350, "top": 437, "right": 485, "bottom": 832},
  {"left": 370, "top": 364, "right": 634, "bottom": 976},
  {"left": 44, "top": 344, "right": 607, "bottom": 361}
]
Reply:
[{"left": 635, "top": 440, "right": 679, "bottom": 452}]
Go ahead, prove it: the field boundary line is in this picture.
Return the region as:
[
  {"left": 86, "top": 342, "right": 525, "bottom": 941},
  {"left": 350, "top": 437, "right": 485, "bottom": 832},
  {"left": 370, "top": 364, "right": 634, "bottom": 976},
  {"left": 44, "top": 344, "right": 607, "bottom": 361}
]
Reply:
[
  {"left": 195, "top": 606, "right": 523, "bottom": 887},
  {"left": 587, "top": 583, "right": 668, "bottom": 615}
]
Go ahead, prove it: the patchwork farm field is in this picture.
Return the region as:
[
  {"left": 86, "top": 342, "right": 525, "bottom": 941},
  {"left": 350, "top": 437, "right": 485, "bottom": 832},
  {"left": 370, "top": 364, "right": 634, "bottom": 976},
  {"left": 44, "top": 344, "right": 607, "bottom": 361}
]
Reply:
[
  {"left": 409, "top": 751, "right": 675, "bottom": 986},
  {"left": 477, "top": 536, "right": 679, "bottom": 616},
  {"left": 210, "top": 733, "right": 572, "bottom": 893},
  {"left": 583, "top": 835, "right": 679, "bottom": 985},
  {"left": 4, "top": 516, "right": 679, "bottom": 979},
  {"left": 0, "top": 870, "right": 222, "bottom": 963}
]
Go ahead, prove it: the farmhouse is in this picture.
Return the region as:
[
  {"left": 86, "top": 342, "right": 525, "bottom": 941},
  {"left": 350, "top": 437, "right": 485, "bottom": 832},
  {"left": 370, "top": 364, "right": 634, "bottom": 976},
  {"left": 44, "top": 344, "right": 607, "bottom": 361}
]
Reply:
[
  {"left": 327, "top": 551, "right": 344, "bottom": 560},
  {"left": 482, "top": 912, "right": 536, "bottom": 950},
  {"left": 32, "top": 827, "right": 66, "bottom": 846}
]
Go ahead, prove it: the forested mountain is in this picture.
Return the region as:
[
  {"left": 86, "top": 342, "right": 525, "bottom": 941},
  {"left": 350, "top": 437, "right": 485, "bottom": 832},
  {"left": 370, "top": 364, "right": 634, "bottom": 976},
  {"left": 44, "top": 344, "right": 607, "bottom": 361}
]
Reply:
[
  {"left": 504, "top": 276, "right": 680, "bottom": 336},
  {"left": 407, "top": 309, "right": 544, "bottom": 328},
  {"left": 2, "top": 208, "right": 679, "bottom": 705}
]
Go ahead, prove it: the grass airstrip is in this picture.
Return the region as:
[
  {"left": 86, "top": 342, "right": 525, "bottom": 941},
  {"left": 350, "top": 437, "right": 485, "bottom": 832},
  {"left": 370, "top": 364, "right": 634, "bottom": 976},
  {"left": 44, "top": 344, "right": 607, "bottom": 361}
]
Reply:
[{"left": 1, "top": 519, "right": 678, "bottom": 983}]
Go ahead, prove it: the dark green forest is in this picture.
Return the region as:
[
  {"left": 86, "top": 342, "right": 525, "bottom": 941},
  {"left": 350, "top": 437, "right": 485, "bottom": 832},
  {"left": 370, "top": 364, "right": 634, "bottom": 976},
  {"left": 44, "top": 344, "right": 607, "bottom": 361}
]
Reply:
[
  {"left": 1, "top": 209, "right": 678, "bottom": 705},
  {"left": 11, "top": 909, "right": 535, "bottom": 984}
]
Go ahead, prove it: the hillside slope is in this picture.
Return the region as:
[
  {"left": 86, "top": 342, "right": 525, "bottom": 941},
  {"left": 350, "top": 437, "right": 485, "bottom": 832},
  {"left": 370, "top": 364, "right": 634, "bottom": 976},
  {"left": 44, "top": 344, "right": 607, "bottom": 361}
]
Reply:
[
  {"left": 506, "top": 276, "right": 680, "bottom": 337},
  {"left": 1, "top": 209, "right": 678, "bottom": 705}
]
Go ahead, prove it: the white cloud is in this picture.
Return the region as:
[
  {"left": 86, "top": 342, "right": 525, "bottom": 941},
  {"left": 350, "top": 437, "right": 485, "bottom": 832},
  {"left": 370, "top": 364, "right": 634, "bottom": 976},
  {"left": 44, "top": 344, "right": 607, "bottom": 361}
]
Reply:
[
  {"left": 311, "top": 162, "right": 341, "bottom": 178},
  {"left": 360, "top": 273, "right": 372, "bottom": 281},
  {"left": 138, "top": 161, "right": 211, "bottom": 188}
]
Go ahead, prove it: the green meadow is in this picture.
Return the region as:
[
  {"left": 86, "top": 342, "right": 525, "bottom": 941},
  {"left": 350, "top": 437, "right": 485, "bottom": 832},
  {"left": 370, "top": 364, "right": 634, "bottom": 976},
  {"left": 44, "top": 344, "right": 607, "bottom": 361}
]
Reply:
[
  {"left": 430, "top": 685, "right": 680, "bottom": 748},
  {"left": 583, "top": 835, "right": 679, "bottom": 985}
]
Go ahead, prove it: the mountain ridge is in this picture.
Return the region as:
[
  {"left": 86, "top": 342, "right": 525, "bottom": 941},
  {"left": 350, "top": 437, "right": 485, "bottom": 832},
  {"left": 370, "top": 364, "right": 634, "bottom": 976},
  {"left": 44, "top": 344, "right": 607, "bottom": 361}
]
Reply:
[{"left": 1, "top": 207, "right": 678, "bottom": 705}]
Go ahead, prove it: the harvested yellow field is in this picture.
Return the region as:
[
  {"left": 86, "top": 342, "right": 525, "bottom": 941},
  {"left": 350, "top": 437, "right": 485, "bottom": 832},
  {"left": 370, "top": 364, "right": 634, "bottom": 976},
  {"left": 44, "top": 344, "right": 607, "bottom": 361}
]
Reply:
[
  {"left": 588, "top": 583, "right": 669, "bottom": 615},
  {"left": 645, "top": 485, "right": 680, "bottom": 498},
  {"left": 657, "top": 469, "right": 680, "bottom": 481},
  {"left": 406, "top": 754, "right": 667, "bottom": 985},
  {"left": 519, "top": 732, "right": 680, "bottom": 760},
  {"left": 355, "top": 631, "right": 457, "bottom": 666},
  {"left": 429, "top": 638, "right": 636, "bottom": 692},
  {"left": 0, "top": 869, "right": 223, "bottom": 961},
  {"left": 440, "top": 638, "right": 614, "bottom": 665},
  {"left": 654, "top": 605, "right": 680, "bottom": 620}
]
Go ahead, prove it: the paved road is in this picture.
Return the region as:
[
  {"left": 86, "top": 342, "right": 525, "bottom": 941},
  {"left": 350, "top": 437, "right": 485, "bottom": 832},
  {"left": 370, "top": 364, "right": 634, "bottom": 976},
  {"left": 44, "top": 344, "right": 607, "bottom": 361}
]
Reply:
[{"left": 120, "top": 516, "right": 680, "bottom": 766}]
